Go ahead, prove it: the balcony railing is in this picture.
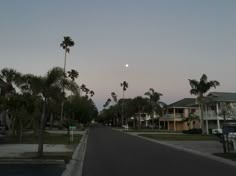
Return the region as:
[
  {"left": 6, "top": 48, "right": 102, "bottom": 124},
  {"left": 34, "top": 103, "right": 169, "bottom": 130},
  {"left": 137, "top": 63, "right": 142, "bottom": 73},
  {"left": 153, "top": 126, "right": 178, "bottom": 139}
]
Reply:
[{"left": 203, "top": 110, "right": 217, "bottom": 119}]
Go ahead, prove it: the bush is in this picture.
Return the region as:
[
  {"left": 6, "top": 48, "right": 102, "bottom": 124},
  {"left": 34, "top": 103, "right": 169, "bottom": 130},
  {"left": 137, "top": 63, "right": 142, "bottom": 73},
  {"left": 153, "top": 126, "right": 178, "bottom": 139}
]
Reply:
[{"left": 182, "top": 128, "right": 202, "bottom": 134}]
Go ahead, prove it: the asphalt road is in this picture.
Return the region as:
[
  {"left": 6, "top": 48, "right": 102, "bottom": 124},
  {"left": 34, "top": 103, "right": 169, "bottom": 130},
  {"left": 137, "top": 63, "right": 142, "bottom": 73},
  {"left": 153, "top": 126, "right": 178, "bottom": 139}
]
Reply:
[
  {"left": 82, "top": 125, "right": 236, "bottom": 176},
  {"left": 0, "top": 164, "right": 64, "bottom": 176}
]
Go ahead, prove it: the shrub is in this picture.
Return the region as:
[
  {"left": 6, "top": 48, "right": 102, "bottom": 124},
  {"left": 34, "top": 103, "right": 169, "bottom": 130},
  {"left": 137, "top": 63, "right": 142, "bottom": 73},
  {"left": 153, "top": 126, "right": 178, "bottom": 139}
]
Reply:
[{"left": 182, "top": 128, "right": 202, "bottom": 134}]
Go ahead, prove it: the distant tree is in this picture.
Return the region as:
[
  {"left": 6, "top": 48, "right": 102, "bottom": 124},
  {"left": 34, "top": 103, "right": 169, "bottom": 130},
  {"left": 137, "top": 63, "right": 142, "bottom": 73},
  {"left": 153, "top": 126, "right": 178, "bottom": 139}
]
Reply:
[
  {"left": 132, "top": 96, "right": 149, "bottom": 128},
  {"left": 189, "top": 74, "right": 220, "bottom": 134},
  {"left": 120, "top": 81, "right": 128, "bottom": 126},
  {"left": 145, "top": 88, "right": 164, "bottom": 129},
  {"left": 111, "top": 92, "right": 118, "bottom": 125}
]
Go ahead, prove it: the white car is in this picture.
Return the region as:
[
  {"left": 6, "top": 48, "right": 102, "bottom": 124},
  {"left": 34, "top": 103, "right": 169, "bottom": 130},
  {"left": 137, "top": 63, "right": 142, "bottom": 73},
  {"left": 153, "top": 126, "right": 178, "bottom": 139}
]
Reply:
[{"left": 212, "top": 128, "right": 223, "bottom": 134}]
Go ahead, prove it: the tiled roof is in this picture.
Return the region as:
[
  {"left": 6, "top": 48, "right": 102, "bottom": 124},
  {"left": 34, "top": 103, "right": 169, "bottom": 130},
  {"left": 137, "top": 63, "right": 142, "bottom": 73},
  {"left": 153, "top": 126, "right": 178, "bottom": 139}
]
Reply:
[
  {"left": 206, "top": 92, "right": 236, "bottom": 102},
  {"left": 168, "top": 98, "right": 197, "bottom": 108}
]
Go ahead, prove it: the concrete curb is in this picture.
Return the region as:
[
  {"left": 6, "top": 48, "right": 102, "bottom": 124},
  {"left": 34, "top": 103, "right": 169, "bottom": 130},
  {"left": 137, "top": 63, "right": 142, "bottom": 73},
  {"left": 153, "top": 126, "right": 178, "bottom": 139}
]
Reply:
[
  {"left": 121, "top": 130, "right": 236, "bottom": 168},
  {"left": 61, "top": 129, "right": 89, "bottom": 176}
]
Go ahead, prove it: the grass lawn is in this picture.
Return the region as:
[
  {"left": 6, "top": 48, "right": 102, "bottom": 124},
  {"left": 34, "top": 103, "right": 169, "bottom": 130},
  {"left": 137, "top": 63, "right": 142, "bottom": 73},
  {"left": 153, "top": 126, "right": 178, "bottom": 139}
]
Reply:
[
  {"left": 139, "top": 134, "right": 219, "bottom": 141},
  {"left": 214, "top": 153, "right": 236, "bottom": 162},
  {"left": 2, "top": 132, "right": 82, "bottom": 145},
  {"left": 125, "top": 129, "right": 181, "bottom": 133}
]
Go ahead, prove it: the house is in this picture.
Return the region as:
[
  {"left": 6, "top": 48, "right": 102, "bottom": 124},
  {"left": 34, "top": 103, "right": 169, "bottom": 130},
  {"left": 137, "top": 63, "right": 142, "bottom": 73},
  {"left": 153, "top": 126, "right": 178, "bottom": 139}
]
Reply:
[
  {"left": 159, "top": 92, "right": 236, "bottom": 133},
  {"left": 159, "top": 98, "right": 200, "bottom": 131},
  {"left": 203, "top": 92, "right": 236, "bottom": 134}
]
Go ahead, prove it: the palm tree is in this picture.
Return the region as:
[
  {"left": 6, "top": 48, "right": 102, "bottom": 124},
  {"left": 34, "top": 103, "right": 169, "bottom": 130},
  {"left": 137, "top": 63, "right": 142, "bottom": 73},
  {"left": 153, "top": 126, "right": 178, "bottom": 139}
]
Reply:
[
  {"left": 60, "top": 36, "right": 75, "bottom": 74},
  {"left": 0, "top": 68, "right": 21, "bottom": 96},
  {"left": 103, "top": 98, "right": 111, "bottom": 108},
  {"left": 144, "top": 88, "right": 163, "bottom": 129},
  {"left": 34, "top": 67, "right": 78, "bottom": 156},
  {"left": 80, "top": 84, "right": 94, "bottom": 98},
  {"left": 0, "top": 68, "right": 22, "bottom": 135},
  {"left": 89, "top": 90, "right": 95, "bottom": 97},
  {"left": 120, "top": 81, "right": 128, "bottom": 126},
  {"left": 60, "top": 36, "right": 75, "bottom": 120},
  {"left": 111, "top": 92, "right": 118, "bottom": 103},
  {"left": 67, "top": 69, "right": 79, "bottom": 81},
  {"left": 67, "top": 69, "right": 79, "bottom": 99},
  {"left": 189, "top": 74, "right": 220, "bottom": 134}
]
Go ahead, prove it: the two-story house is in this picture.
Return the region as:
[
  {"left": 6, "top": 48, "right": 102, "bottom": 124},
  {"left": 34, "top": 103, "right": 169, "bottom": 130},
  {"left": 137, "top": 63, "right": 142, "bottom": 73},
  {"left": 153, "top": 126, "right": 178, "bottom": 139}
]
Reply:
[
  {"left": 203, "top": 92, "right": 236, "bottom": 134},
  {"left": 159, "top": 98, "right": 200, "bottom": 131}
]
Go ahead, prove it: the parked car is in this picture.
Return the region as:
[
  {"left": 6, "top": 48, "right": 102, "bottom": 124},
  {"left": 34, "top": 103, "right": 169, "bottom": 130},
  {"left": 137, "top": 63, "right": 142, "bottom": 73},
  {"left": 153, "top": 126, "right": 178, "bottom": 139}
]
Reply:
[{"left": 212, "top": 128, "right": 223, "bottom": 134}]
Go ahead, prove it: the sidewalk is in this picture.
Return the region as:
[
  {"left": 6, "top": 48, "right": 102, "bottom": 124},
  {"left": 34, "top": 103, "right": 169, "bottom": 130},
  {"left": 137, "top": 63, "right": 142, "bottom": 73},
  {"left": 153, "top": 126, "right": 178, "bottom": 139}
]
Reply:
[
  {"left": 166, "top": 141, "right": 223, "bottom": 154},
  {"left": 0, "top": 144, "right": 73, "bottom": 158}
]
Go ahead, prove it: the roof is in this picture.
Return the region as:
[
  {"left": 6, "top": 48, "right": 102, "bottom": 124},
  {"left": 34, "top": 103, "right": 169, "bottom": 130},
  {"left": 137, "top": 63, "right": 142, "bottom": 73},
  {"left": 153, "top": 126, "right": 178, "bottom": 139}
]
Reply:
[
  {"left": 206, "top": 92, "right": 236, "bottom": 102},
  {"left": 168, "top": 98, "right": 197, "bottom": 108}
]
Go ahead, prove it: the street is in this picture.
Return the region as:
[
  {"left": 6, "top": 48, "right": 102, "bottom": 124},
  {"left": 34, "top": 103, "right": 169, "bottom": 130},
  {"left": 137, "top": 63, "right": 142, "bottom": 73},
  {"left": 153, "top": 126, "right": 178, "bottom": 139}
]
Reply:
[
  {"left": 82, "top": 125, "right": 236, "bottom": 176},
  {"left": 0, "top": 164, "right": 64, "bottom": 176}
]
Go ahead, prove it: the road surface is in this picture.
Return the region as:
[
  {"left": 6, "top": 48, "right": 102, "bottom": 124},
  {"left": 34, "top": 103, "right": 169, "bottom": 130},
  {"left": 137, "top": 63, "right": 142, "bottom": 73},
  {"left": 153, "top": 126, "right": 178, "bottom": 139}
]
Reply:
[{"left": 82, "top": 125, "right": 236, "bottom": 176}]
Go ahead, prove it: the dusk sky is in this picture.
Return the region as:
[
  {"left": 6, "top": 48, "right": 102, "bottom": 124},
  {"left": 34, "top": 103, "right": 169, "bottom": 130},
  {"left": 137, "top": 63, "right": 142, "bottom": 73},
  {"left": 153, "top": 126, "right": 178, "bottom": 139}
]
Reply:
[{"left": 1, "top": 0, "right": 236, "bottom": 110}]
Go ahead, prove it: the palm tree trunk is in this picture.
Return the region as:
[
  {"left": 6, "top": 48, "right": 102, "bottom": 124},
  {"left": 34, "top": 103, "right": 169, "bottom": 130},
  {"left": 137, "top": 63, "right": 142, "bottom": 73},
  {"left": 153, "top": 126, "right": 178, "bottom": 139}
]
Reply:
[
  {"left": 200, "top": 103, "right": 204, "bottom": 134},
  {"left": 38, "top": 99, "right": 47, "bottom": 156},
  {"left": 19, "top": 118, "right": 23, "bottom": 142},
  {"left": 60, "top": 50, "right": 67, "bottom": 121}
]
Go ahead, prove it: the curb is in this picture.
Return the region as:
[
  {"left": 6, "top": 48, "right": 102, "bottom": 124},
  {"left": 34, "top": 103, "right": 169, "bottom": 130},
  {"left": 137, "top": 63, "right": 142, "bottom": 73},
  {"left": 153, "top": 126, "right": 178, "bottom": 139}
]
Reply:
[
  {"left": 61, "top": 129, "right": 89, "bottom": 176},
  {"left": 122, "top": 131, "right": 236, "bottom": 168}
]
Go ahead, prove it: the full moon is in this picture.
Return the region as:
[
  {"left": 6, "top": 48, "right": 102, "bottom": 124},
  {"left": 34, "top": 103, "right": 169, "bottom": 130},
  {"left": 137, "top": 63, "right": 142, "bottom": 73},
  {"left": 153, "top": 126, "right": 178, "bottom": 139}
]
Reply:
[{"left": 125, "top": 64, "right": 129, "bottom": 68}]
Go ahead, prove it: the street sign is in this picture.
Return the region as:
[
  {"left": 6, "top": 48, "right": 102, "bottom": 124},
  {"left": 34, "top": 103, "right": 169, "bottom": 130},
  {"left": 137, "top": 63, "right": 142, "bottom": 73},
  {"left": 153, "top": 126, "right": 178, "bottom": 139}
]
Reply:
[{"left": 69, "top": 126, "right": 76, "bottom": 142}]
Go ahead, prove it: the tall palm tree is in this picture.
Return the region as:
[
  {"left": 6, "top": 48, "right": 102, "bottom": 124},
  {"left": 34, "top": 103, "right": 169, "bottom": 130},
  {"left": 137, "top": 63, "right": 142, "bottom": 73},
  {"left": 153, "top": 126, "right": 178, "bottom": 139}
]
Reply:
[
  {"left": 60, "top": 36, "right": 75, "bottom": 74},
  {"left": 144, "top": 88, "right": 163, "bottom": 129},
  {"left": 189, "top": 74, "right": 220, "bottom": 134},
  {"left": 60, "top": 36, "right": 75, "bottom": 120},
  {"left": 120, "top": 81, "right": 128, "bottom": 126}
]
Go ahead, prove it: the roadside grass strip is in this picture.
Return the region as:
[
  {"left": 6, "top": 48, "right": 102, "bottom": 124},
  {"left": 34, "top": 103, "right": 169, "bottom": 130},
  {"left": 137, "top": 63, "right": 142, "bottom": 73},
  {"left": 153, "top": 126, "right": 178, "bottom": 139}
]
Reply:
[
  {"left": 214, "top": 153, "right": 236, "bottom": 162},
  {"left": 139, "top": 134, "right": 218, "bottom": 141}
]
